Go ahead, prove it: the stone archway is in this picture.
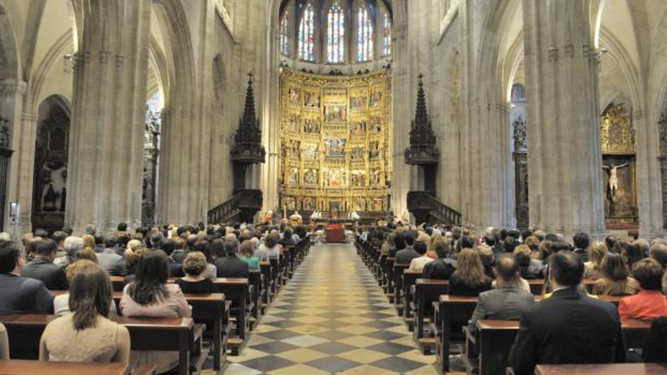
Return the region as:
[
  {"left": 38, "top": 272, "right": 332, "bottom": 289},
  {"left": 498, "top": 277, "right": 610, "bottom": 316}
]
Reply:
[{"left": 31, "top": 95, "right": 71, "bottom": 233}]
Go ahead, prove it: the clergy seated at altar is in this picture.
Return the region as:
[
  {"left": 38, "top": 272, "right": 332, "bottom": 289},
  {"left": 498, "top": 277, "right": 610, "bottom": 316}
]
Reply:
[{"left": 289, "top": 211, "right": 303, "bottom": 226}]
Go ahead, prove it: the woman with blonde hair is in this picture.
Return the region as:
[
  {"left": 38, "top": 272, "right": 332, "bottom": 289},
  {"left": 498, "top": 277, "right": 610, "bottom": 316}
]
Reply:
[
  {"left": 427, "top": 232, "right": 442, "bottom": 259},
  {"left": 82, "top": 235, "right": 95, "bottom": 251},
  {"left": 584, "top": 241, "right": 608, "bottom": 280},
  {"left": 449, "top": 248, "right": 492, "bottom": 296}
]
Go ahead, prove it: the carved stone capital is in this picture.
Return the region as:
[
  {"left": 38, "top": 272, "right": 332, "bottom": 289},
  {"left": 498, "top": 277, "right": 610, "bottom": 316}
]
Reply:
[
  {"left": 548, "top": 47, "right": 559, "bottom": 62},
  {"left": 115, "top": 54, "right": 125, "bottom": 68},
  {"left": 0, "top": 79, "right": 27, "bottom": 95},
  {"left": 100, "top": 50, "right": 111, "bottom": 64},
  {"left": 564, "top": 43, "right": 574, "bottom": 58}
]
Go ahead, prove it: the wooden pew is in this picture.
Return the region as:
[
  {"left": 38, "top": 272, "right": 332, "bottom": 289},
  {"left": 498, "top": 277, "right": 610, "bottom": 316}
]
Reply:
[
  {"left": 411, "top": 279, "right": 448, "bottom": 353},
  {"left": 402, "top": 270, "right": 423, "bottom": 331},
  {"left": 51, "top": 290, "right": 228, "bottom": 371},
  {"left": 0, "top": 360, "right": 143, "bottom": 375},
  {"left": 260, "top": 260, "right": 273, "bottom": 309},
  {"left": 435, "top": 294, "right": 622, "bottom": 373},
  {"left": 210, "top": 278, "right": 250, "bottom": 355},
  {"left": 386, "top": 257, "right": 395, "bottom": 303},
  {"left": 248, "top": 269, "right": 262, "bottom": 326},
  {"left": 393, "top": 263, "right": 410, "bottom": 315},
  {"left": 534, "top": 363, "right": 667, "bottom": 375},
  {"left": 475, "top": 318, "right": 649, "bottom": 375},
  {"left": 0, "top": 315, "right": 194, "bottom": 375}
]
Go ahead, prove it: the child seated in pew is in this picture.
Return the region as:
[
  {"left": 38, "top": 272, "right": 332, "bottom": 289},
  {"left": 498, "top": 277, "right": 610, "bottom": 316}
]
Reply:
[
  {"left": 176, "top": 252, "right": 216, "bottom": 294},
  {"left": 55, "top": 259, "right": 118, "bottom": 317},
  {"left": 39, "top": 265, "right": 131, "bottom": 365},
  {"left": 239, "top": 240, "right": 260, "bottom": 270},
  {"left": 0, "top": 323, "right": 7, "bottom": 360},
  {"left": 120, "top": 250, "right": 192, "bottom": 374}
]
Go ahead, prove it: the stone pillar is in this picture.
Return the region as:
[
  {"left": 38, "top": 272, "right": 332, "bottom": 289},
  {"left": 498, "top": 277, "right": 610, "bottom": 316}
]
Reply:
[
  {"left": 0, "top": 80, "right": 27, "bottom": 234},
  {"left": 635, "top": 109, "right": 664, "bottom": 238},
  {"left": 522, "top": 0, "right": 605, "bottom": 237},
  {"left": 67, "top": 0, "right": 152, "bottom": 234}
]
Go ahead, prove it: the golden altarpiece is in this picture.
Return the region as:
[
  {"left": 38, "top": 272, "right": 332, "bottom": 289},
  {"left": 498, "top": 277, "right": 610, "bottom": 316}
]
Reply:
[
  {"left": 600, "top": 103, "right": 638, "bottom": 225},
  {"left": 279, "top": 69, "right": 391, "bottom": 215}
]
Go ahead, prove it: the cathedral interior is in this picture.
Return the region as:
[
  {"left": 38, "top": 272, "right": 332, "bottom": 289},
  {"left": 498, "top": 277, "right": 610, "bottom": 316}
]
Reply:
[{"left": 1, "top": 0, "right": 667, "bottom": 238}]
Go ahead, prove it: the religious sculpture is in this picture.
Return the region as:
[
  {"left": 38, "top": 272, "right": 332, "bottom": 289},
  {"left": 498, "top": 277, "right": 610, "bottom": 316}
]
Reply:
[{"left": 603, "top": 162, "right": 629, "bottom": 201}]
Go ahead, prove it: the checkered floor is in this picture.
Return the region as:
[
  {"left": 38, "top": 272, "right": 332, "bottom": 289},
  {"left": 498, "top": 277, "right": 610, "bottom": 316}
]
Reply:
[{"left": 217, "top": 243, "right": 438, "bottom": 375}]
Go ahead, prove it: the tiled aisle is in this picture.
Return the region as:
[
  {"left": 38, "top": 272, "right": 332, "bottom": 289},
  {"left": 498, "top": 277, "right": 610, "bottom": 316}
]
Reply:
[{"left": 222, "top": 243, "right": 438, "bottom": 375}]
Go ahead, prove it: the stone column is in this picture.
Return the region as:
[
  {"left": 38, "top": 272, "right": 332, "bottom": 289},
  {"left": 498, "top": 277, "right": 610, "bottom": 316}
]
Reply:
[
  {"left": 0, "top": 80, "right": 27, "bottom": 234},
  {"left": 522, "top": 0, "right": 605, "bottom": 237},
  {"left": 635, "top": 109, "right": 664, "bottom": 238},
  {"left": 67, "top": 0, "right": 152, "bottom": 234}
]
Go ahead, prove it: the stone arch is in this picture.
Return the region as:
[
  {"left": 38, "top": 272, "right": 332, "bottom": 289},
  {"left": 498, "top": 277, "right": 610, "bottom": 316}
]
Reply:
[
  {"left": 152, "top": 0, "right": 203, "bottom": 224},
  {"left": 0, "top": 1, "right": 21, "bottom": 79},
  {"left": 32, "top": 94, "right": 71, "bottom": 232}
]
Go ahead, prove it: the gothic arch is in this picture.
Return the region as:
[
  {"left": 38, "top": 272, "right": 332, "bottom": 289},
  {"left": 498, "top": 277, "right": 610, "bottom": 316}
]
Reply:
[{"left": 0, "top": 1, "right": 21, "bottom": 79}]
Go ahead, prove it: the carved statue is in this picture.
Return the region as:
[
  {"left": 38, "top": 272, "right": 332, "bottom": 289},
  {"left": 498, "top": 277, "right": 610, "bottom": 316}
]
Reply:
[{"left": 603, "top": 162, "right": 629, "bottom": 201}]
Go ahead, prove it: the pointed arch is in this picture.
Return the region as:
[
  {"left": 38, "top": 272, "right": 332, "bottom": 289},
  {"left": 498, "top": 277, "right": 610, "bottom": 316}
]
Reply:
[
  {"left": 355, "top": 1, "right": 373, "bottom": 62},
  {"left": 298, "top": 1, "right": 316, "bottom": 61},
  {"left": 326, "top": 0, "right": 345, "bottom": 63}
]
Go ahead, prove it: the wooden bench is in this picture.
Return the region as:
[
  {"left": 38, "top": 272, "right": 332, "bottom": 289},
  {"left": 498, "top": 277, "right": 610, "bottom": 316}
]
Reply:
[
  {"left": 0, "top": 315, "right": 194, "bottom": 375},
  {"left": 393, "top": 263, "right": 410, "bottom": 315},
  {"left": 386, "top": 257, "right": 396, "bottom": 303},
  {"left": 0, "top": 360, "right": 139, "bottom": 375},
  {"left": 248, "top": 269, "right": 262, "bottom": 326},
  {"left": 260, "top": 260, "right": 273, "bottom": 308},
  {"left": 435, "top": 294, "right": 622, "bottom": 373},
  {"left": 411, "top": 279, "right": 448, "bottom": 352},
  {"left": 210, "top": 278, "right": 250, "bottom": 355},
  {"left": 535, "top": 363, "right": 667, "bottom": 375},
  {"left": 402, "top": 270, "right": 423, "bottom": 329},
  {"left": 476, "top": 319, "right": 650, "bottom": 375}
]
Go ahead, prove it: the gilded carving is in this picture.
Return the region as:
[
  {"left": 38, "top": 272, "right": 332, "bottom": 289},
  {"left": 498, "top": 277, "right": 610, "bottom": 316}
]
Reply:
[
  {"left": 279, "top": 69, "right": 391, "bottom": 211},
  {"left": 601, "top": 103, "right": 636, "bottom": 155}
]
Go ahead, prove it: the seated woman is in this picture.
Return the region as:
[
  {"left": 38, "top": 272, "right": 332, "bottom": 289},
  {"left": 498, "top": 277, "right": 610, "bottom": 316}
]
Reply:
[
  {"left": 618, "top": 258, "right": 667, "bottom": 320},
  {"left": 592, "top": 252, "right": 640, "bottom": 296},
  {"left": 39, "top": 265, "right": 130, "bottom": 364},
  {"left": 0, "top": 323, "right": 7, "bottom": 359},
  {"left": 449, "top": 248, "right": 493, "bottom": 296},
  {"left": 55, "top": 260, "right": 118, "bottom": 317},
  {"left": 176, "top": 252, "right": 215, "bottom": 294},
  {"left": 239, "top": 240, "right": 260, "bottom": 270},
  {"left": 119, "top": 250, "right": 192, "bottom": 374},
  {"left": 584, "top": 241, "right": 608, "bottom": 280},
  {"left": 192, "top": 240, "right": 217, "bottom": 280}
]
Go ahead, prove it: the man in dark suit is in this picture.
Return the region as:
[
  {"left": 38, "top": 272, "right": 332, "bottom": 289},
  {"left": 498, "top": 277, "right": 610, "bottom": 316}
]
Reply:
[
  {"left": 395, "top": 230, "right": 419, "bottom": 264},
  {"left": 20, "top": 239, "right": 68, "bottom": 290},
  {"left": 423, "top": 239, "right": 457, "bottom": 279},
  {"left": 215, "top": 240, "right": 249, "bottom": 278},
  {"left": 509, "top": 251, "right": 625, "bottom": 375},
  {"left": 0, "top": 240, "right": 53, "bottom": 314},
  {"left": 97, "top": 235, "right": 127, "bottom": 276},
  {"left": 468, "top": 256, "right": 535, "bottom": 332},
  {"left": 572, "top": 232, "right": 590, "bottom": 262}
]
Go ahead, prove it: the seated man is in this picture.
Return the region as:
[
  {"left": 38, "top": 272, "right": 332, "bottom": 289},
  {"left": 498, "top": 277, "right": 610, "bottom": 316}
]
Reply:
[
  {"left": 408, "top": 241, "right": 432, "bottom": 272},
  {"left": 97, "top": 235, "right": 127, "bottom": 276},
  {"left": 395, "top": 231, "right": 419, "bottom": 265},
  {"left": 21, "top": 239, "right": 68, "bottom": 290},
  {"left": 215, "top": 240, "right": 249, "bottom": 278},
  {"left": 468, "top": 256, "right": 535, "bottom": 332},
  {"left": 0, "top": 240, "right": 53, "bottom": 313},
  {"left": 422, "top": 239, "right": 457, "bottom": 279},
  {"left": 509, "top": 251, "right": 625, "bottom": 375}
]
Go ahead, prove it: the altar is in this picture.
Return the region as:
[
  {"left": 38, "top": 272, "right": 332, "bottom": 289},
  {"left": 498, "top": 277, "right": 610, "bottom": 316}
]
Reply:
[{"left": 325, "top": 223, "right": 346, "bottom": 243}]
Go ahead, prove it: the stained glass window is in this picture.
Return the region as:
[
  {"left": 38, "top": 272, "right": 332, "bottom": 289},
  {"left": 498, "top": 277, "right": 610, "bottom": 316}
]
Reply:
[
  {"left": 356, "top": 6, "right": 373, "bottom": 62},
  {"left": 381, "top": 8, "right": 392, "bottom": 57},
  {"left": 327, "top": 1, "right": 345, "bottom": 64},
  {"left": 280, "top": 11, "right": 290, "bottom": 56},
  {"left": 298, "top": 4, "right": 315, "bottom": 61}
]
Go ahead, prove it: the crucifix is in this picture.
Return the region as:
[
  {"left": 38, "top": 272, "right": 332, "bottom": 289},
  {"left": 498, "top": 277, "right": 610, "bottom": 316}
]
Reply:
[{"left": 603, "top": 161, "right": 629, "bottom": 201}]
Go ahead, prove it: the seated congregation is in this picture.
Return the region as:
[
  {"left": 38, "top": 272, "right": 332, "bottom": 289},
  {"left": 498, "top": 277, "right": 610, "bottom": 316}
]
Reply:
[
  {"left": 0, "top": 222, "right": 309, "bottom": 374},
  {"left": 357, "top": 225, "right": 667, "bottom": 375}
]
